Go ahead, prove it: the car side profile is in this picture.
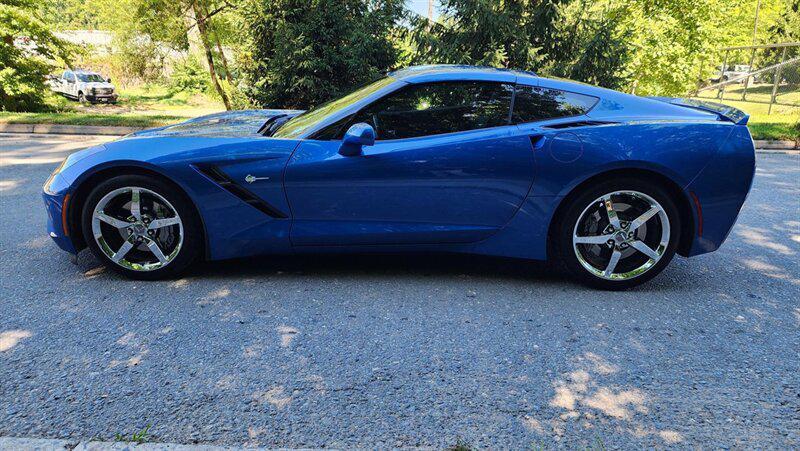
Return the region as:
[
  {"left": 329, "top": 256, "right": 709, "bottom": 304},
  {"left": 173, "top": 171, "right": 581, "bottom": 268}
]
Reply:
[{"left": 42, "top": 65, "right": 756, "bottom": 289}]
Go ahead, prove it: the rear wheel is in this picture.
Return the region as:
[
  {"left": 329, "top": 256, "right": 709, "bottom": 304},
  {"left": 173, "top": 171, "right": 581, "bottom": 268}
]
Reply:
[
  {"left": 81, "top": 175, "right": 202, "bottom": 280},
  {"left": 78, "top": 92, "right": 87, "bottom": 103},
  {"left": 554, "top": 179, "right": 681, "bottom": 290}
]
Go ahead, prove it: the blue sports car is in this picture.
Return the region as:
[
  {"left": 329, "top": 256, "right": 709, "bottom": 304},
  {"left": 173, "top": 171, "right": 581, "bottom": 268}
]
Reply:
[{"left": 42, "top": 65, "right": 755, "bottom": 289}]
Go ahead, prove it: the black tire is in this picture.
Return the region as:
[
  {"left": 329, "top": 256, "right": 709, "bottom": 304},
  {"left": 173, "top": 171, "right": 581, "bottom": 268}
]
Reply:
[
  {"left": 78, "top": 92, "right": 87, "bottom": 103},
  {"left": 553, "top": 178, "right": 681, "bottom": 290},
  {"left": 81, "top": 174, "right": 202, "bottom": 280}
]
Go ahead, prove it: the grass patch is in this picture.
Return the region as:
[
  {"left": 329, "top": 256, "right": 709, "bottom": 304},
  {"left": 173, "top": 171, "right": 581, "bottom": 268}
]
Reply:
[
  {"left": 448, "top": 436, "right": 474, "bottom": 451},
  {"left": 0, "top": 85, "right": 224, "bottom": 128},
  {"left": 695, "top": 83, "right": 800, "bottom": 141},
  {"left": 0, "top": 112, "right": 184, "bottom": 127},
  {"left": 114, "top": 424, "right": 150, "bottom": 444},
  {"left": 747, "top": 121, "right": 800, "bottom": 141}
]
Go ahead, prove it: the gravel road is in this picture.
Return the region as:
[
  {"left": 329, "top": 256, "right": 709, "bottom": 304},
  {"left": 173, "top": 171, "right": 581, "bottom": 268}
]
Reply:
[{"left": 1, "top": 133, "right": 798, "bottom": 448}]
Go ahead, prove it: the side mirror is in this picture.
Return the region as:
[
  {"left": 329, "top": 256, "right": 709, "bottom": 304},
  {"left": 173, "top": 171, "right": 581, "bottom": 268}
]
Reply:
[{"left": 339, "top": 123, "right": 375, "bottom": 157}]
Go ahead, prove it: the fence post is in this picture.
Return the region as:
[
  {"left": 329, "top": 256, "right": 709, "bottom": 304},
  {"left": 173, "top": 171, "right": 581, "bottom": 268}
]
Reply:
[
  {"left": 768, "top": 47, "right": 788, "bottom": 115},
  {"left": 718, "top": 49, "right": 729, "bottom": 100},
  {"left": 742, "top": 47, "right": 757, "bottom": 100}
]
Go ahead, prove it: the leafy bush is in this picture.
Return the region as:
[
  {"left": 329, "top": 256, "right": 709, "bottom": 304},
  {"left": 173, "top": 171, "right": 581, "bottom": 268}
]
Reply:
[
  {"left": 0, "top": 0, "right": 72, "bottom": 111},
  {"left": 168, "top": 57, "right": 210, "bottom": 94}
]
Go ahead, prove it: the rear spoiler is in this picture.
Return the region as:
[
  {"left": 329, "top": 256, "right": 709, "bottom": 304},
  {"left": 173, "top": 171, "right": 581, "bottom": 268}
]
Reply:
[{"left": 649, "top": 97, "right": 749, "bottom": 125}]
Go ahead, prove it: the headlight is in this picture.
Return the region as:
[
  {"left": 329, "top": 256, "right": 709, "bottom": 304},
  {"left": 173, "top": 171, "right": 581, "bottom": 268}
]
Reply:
[{"left": 43, "top": 158, "right": 68, "bottom": 194}]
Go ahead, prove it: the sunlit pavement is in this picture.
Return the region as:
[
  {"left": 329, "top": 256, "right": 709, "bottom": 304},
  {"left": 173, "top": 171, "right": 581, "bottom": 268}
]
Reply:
[{"left": 1, "top": 133, "right": 798, "bottom": 448}]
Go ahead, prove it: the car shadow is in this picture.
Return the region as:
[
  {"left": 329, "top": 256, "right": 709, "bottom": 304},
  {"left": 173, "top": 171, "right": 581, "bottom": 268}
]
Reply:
[{"left": 189, "top": 252, "right": 565, "bottom": 284}]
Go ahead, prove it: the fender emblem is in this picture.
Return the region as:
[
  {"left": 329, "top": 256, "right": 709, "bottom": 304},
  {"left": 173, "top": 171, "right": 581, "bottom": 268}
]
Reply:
[{"left": 245, "top": 174, "right": 270, "bottom": 184}]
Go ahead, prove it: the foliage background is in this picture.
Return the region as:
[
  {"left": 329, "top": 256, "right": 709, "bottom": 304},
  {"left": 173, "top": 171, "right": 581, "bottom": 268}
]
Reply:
[{"left": 3, "top": 0, "right": 798, "bottom": 112}]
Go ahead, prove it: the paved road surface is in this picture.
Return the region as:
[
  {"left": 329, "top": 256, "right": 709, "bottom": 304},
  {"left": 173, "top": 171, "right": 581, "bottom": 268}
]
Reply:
[{"left": 1, "top": 133, "right": 798, "bottom": 448}]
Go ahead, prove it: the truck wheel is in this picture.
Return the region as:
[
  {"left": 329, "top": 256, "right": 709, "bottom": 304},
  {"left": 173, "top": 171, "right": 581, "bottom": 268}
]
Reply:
[{"left": 78, "top": 92, "right": 87, "bottom": 103}]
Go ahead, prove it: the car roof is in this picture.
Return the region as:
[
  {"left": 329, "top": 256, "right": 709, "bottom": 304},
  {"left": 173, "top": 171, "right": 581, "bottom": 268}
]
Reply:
[{"left": 389, "top": 65, "right": 538, "bottom": 84}]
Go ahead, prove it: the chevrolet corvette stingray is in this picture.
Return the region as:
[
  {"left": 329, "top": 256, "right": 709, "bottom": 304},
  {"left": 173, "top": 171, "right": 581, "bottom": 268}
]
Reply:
[{"left": 43, "top": 65, "right": 755, "bottom": 289}]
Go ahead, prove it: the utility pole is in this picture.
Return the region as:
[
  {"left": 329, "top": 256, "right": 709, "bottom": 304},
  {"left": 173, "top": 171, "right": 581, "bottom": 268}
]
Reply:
[
  {"left": 743, "top": 0, "right": 762, "bottom": 100},
  {"left": 428, "top": 0, "right": 434, "bottom": 22}
]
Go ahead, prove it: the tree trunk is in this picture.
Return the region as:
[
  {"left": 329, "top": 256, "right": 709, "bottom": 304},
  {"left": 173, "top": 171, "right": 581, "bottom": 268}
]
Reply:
[
  {"left": 192, "top": 0, "right": 231, "bottom": 110},
  {"left": 214, "top": 37, "right": 232, "bottom": 81},
  {"left": 202, "top": 3, "right": 232, "bottom": 80}
]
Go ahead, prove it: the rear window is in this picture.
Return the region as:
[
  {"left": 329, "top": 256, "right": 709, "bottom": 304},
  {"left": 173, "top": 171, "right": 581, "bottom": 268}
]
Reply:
[{"left": 512, "top": 86, "right": 598, "bottom": 124}]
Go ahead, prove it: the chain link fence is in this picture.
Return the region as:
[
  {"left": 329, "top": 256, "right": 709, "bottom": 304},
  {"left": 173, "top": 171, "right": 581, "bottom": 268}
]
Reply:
[{"left": 693, "top": 42, "right": 799, "bottom": 114}]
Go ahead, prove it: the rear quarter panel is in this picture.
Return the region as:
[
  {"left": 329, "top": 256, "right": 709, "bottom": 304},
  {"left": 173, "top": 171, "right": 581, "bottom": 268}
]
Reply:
[{"left": 468, "top": 119, "right": 736, "bottom": 260}]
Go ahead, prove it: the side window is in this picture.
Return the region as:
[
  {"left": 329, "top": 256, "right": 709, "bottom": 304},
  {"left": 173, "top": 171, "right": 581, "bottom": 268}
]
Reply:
[
  {"left": 512, "top": 86, "right": 598, "bottom": 124},
  {"left": 311, "top": 114, "right": 354, "bottom": 141},
  {"left": 352, "top": 81, "right": 513, "bottom": 140}
]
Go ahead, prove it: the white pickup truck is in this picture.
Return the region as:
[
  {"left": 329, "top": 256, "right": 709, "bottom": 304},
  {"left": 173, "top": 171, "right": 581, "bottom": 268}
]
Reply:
[
  {"left": 49, "top": 70, "right": 118, "bottom": 104},
  {"left": 710, "top": 65, "right": 751, "bottom": 84}
]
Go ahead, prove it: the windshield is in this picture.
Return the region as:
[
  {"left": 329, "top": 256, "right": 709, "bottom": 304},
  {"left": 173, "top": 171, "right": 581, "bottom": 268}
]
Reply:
[
  {"left": 272, "top": 76, "right": 396, "bottom": 138},
  {"left": 77, "top": 73, "right": 106, "bottom": 82}
]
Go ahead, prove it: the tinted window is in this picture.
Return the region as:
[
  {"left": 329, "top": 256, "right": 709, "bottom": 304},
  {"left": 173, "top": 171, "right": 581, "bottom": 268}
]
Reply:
[
  {"left": 311, "top": 114, "right": 354, "bottom": 140},
  {"left": 352, "top": 82, "right": 513, "bottom": 140},
  {"left": 512, "top": 86, "right": 598, "bottom": 124}
]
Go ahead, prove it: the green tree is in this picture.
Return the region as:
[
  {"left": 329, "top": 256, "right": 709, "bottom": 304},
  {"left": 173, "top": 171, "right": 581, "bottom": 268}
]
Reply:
[
  {"left": 408, "top": 0, "right": 631, "bottom": 90},
  {"left": 239, "top": 0, "right": 405, "bottom": 109},
  {"left": 0, "top": 0, "right": 71, "bottom": 111},
  {"left": 409, "top": 0, "right": 566, "bottom": 70}
]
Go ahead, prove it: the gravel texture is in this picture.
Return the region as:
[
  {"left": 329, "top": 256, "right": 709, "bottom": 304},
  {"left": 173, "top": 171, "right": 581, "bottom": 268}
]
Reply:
[{"left": 1, "top": 133, "right": 798, "bottom": 448}]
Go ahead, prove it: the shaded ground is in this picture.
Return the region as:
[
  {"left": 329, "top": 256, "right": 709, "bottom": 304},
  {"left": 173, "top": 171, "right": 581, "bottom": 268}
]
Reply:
[{"left": 1, "top": 134, "right": 798, "bottom": 448}]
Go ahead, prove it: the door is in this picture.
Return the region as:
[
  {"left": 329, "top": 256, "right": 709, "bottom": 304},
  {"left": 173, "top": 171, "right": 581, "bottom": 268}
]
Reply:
[
  {"left": 66, "top": 72, "right": 77, "bottom": 98},
  {"left": 285, "top": 81, "right": 536, "bottom": 246}
]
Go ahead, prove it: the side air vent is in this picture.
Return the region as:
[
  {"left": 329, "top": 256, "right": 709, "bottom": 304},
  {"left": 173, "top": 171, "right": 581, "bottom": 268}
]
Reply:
[
  {"left": 544, "top": 120, "right": 617, "bottom": 129},
  {"left": 195, "top": 165, "right": 288, "bottom": 219}
]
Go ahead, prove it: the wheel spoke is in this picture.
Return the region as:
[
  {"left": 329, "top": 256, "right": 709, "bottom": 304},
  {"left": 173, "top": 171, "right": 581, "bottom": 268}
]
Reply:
[
  {"left": 603, "top": 250, "right": 622, "bottom": 277},
  {"left": 111, "top": 240, "right": 134, "bottom": 263},
  {"left": 603, "top": 195, "right": 621, "bottom": 229},
  {"left": 145, "top": 239, "right": 168, "bottom": 264},
  {"left": 148, "top": 217, "right": 180, "bottom": 230},
  {"left": 96, "top": 212, "right": 130, "bottom": 229},
  {"left": 629, "top": 206, "right": 660, "bottom": 231},
  {"left": 130, "top": 188, "right": 142, "bottom": 221},
  {"left": 630, "top": 240, "right": 660, "bottom": 260},
  {"left": 574, "top": 234, "right": 615, "bottom": 245}
]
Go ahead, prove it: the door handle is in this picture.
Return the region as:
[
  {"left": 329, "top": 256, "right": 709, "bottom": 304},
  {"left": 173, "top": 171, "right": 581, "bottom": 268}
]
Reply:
[{"left": 529, "top": 134, "right": 547, "bottom": 150}]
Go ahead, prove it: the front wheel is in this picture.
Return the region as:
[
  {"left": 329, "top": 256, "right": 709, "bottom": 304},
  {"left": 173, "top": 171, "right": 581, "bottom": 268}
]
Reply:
[
  {"left": 554, "top": 179, "right": 681, "bottom": 290},
  {"left": 81, "top": 175, "right": 202, "bottom": 280}
]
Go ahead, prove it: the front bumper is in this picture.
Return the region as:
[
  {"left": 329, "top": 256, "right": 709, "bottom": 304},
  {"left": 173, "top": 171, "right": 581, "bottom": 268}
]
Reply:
[
  {"left": 42, "top": 189, "right": 78, "bottom": 254},
  {"left": 86, "top": 93, "right": 118, "bottom": 102}
]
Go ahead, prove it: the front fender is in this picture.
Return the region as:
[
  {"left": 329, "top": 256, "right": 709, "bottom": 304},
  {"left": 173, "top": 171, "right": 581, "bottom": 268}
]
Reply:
[{"left": 49, "top": 135, "right": 302, "bottom": 261}]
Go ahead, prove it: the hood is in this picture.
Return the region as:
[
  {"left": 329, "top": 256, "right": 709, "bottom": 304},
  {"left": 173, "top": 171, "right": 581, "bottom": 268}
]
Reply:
[
  {"left": 83, "top": 82, "right": 114, "bottom": 89},
  {"left": 131, "top": 109, "right": 304, "bottom": 138}
]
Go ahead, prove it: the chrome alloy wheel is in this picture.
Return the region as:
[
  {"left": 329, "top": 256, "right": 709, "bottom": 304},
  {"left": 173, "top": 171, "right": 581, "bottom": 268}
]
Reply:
[
  {"left": 572, "top": 190, "right": 670, "bottom": 280},
  {"left": 91, "top": 186, "right": 183, "bottom": 271}
]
